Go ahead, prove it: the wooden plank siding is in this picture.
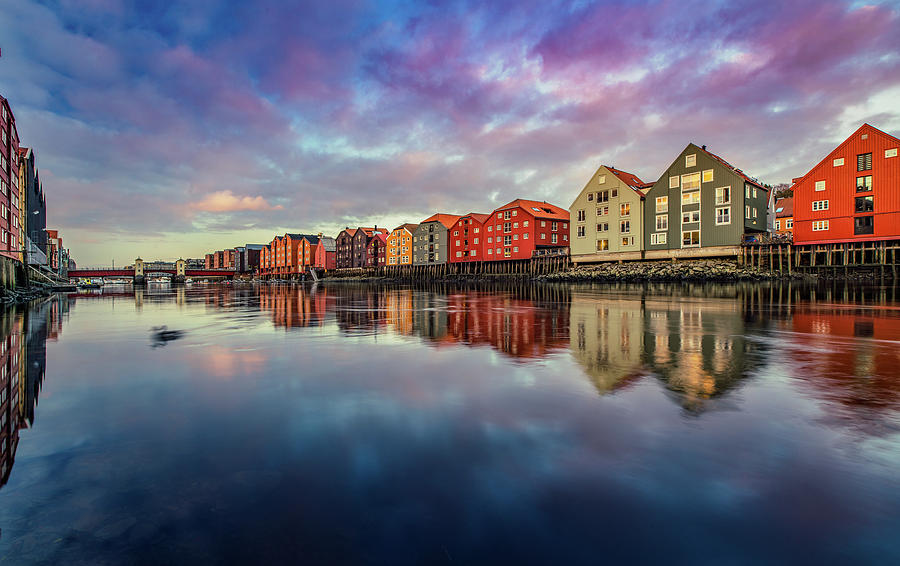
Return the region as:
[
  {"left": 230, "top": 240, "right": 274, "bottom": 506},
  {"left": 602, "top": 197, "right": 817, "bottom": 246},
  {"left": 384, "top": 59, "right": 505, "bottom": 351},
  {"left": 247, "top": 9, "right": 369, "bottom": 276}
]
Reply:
[{"left": 793, "top": 124, "right": 900, "bottom": 245}]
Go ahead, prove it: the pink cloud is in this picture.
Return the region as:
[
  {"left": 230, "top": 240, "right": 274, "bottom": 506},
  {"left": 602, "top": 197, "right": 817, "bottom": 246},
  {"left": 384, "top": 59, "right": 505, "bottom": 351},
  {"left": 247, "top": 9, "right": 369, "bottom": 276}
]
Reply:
[{"left": 189, "top": 191, "right": 283, "bottom": 213}]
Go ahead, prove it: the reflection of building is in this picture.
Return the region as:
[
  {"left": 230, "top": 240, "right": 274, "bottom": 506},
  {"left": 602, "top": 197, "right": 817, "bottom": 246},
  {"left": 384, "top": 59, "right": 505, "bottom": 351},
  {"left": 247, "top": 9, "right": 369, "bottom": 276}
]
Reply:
[
  {"left": 791, "top": 306, "right": 900, "bottom": 420},
  {"left": 0, "top": 309, "right": 23, "bottom": 485},
  {"left": 258, "top": 285, "right": 331, "bottom": 329},
  {"left": 570, "top": 288, "right": 758, "bottom": 410}
]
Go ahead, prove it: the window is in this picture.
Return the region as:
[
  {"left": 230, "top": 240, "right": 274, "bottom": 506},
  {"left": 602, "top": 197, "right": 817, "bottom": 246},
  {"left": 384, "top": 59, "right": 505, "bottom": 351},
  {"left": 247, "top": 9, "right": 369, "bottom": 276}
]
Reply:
[
  {"left": 620, "top": 220, "right": 630, "bottom": 233},
  {"left": 513, "top": 234, "right": 518, "bottom": 240},
  {"left": 656, "top": 196, "right": 668, "bottom": 213},
  {"left": 551, "top": 234, "right": 558, "bottom": 243},
  {"left": 512, "top": 210, "right": 517, "bottom": 217},
  {"left": 716, "top": 207, "right": 731, "bottom": 225},
  {"left": 775, "top": 220, "right": 781, "bottom": 230},
  {"left": 523, "top": 221, "right": 529, "bottom": 227},
  {"left": 453, "top": 230, "right": 459, "bottom": 236},
  {"left": 682, "top": 230, "right": 700, "bottom": 247},
  {"left": 702, "top": 169, "right": 714, "bottom": 183},
  {"left": 786, "top": 219, "right": 793, "bottom": 229},
  {"left": 504, "top": 249, "right": 511, "bottom": 258},
  {"left": 587, "top": 193, "right": 594, "bottom": 202},
  {"left": 857, "top": 175, "right": 873, "bottom": 192},
  {"left": 504, "top": 235, "right": 512, "bottom": 246},
  {"left": 598, "top": 190, "right": 609, "bottom": 203},
  {"left": 456, "top": 251, "right": 462, "bottom": 258},
  {"left": 812, "top": 200, "right": 829, "bottom": 211},
  {"left": 752, "top": 187, "right": 758, "bottom": 198},
  {"left": 715, "top": 186, "right": 731, "bottom": 205},
  {"left": 524, "top": 233, "right": 529, "bottom": 239},
  {"left": 597, "top": 239, "right": 609, "bottom": 251},
  {"left": 815, "top": 180, "right": 826, "bottom": 191},
  {"left": 685, "top": 154, "right": 696, "bottom": 167},
  {"left": 513, "top": 246, "right": 518, "bottom": 252},
  {"left": 656, "top": 215, "right": 667, "bottom": 231},
  {"left": 597, "top": 223, "right": 609, "bottom": 232},
  {"left": 611, "top": 189, "right": 618, "bottom": 198},
  {"left": 541, "top": 221, "right": 546, "bottom": 227},
  {"left": 854, "top": 216, "right": 874, "bottom": 235},
  {"left": 473, "top": 238, "right": 479, "bottom": 244},
  {"left": 753, "top": 208, "right": 758, "bottom": 218},
  {"left": 650, "top": 233, "right": 667, "bottom": 245},
  {"left": 622, "top": 237, "right": 632, "bottom": 247},
  {"left": 487, "top": 237, "right": 493, "bottom": 244},
  {"left": 855, "top": 195, "right": 874, "bottom": 213},
  {"left": 577, "top": 210, "right": 585, "bottom": 221},
  {"left": 488, "top": 249, "right": 493, "bottom": 255},
  {"left": 669, "top": 176, "right": 679, "bottom": 188},
  {"left": 858, "top": 152, "right": 872, "bottom": 171},
  {"left": 598, "top": 175, "right": 606, "bottom": 184},
  {"left": 887, "top": 148, "right": 898, "bottom": 158},
  {"left": 541, "top": 233, "right": 546, "bottom": 239},
  {"left": 681, "top": 172, "right": 700, "bottom": 191},
  {"left": 682, "top": 210, "right": 700, "bottom": 224},
  {"left": 487, "top": 226, "right": 492, "bottom": 232},
  {"left": 470, "top": 250, "right": 477, "bottom": 257},
  {"left": 682, "top": 190, "right": 700, "bottom": 205},
  {"left": 503, "top": 210, "right": 511, "bottom": 219},
  {"left": 833, "top": 157, "right": 845, "bottom": 167},
  {"left": 597, "top": 206, "right": 608, "bottom": 216},
  {"left": 746, "top": 205, "right": 751, "bottom": 217},
  {"left": 503, "top": 222, "right": 511, "bottom": 233},
  {"left": 620, "top": 203, "right": 630, "bottom": 216},
  {"left": 552, "top": 222, "right": 558, "bottom": 231},
  {"left": 812, "top": 220, "right": 829, "bottom": 231}
]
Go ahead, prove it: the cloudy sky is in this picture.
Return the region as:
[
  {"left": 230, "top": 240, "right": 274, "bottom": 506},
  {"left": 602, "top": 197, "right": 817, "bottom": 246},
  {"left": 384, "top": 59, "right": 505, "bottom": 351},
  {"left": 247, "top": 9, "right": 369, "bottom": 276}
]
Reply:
[{"left": 1, "top": 0, "right": 899, "bottom": 265}]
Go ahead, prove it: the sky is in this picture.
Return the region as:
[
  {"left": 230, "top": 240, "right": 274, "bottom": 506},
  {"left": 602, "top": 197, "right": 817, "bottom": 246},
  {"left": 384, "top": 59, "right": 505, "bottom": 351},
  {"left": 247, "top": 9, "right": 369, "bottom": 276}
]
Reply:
[{"left": 1, "top": 0, "right": 899, "bottom": 266}]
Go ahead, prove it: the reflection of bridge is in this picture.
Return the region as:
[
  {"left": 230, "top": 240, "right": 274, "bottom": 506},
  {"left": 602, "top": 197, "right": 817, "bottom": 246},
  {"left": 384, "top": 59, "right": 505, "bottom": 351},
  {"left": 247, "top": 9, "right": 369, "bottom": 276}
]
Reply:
[{"left": 68, "top": 257, "right": 235, "bottom": 285}]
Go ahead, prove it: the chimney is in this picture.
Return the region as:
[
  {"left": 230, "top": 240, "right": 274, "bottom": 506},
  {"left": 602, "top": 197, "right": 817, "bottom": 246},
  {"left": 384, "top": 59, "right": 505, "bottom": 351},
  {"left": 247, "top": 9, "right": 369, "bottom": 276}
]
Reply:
[{"left": 702, "top": 145, "right": 706, "bottom": 150}]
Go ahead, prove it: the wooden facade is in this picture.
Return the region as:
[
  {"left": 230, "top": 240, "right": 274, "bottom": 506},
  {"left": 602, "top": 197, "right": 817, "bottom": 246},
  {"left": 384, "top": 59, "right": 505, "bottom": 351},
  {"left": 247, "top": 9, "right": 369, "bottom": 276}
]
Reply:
[
  {"left": 412, "top": 214, "right": 460, "bottom": 265},
  {"left": 792, "top": 124, "right": 900, "bottom": 245},
  {"left": 387, "top": 224, "right": 417, "bottom": 266},
  {"left": 448, "top": 213, "right": 490, "bottom": 262},
  {"left": 366, "top": 233, "right": 388, "bottom": 267},
  {"left": 484, "top": 199, "right": 570, "bottom": 261}
]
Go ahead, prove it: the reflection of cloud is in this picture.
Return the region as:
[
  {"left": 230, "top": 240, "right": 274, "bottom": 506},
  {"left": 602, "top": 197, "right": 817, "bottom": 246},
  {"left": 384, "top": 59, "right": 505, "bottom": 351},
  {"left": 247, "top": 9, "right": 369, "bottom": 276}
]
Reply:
[{"left": 189, "top": 191, "right": 283, "bottom": 213}]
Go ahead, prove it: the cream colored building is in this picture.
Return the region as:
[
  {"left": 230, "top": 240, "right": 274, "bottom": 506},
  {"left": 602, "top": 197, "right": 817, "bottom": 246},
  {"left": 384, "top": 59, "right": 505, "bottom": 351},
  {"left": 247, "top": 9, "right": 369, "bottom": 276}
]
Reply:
[{"left": 569, "top": 165, "right": 649, "bottom": 263}]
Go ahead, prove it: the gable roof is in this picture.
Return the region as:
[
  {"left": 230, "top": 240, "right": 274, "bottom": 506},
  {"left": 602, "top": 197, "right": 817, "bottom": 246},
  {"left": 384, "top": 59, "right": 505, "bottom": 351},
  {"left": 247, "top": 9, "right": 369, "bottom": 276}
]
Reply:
[
  {"left": 420, "top": 213, "right": 461, "bottom": 228},
  {"left": 694, "top": 144, "right": 766, "bottom": 190},
  {"left": 775, "top": 197, "right": 793, "bottom": 218},
  {"left": 605, "top": 166, "right": 647, "bottom": 194},
  {"left": 790, "top": 123, "right": 900, "bottom": 189},
  {"left": 318, "top": 237, "right": 336, "bottom": 252},
  {"left": 496, "top": 199, "right": 569, "bottom": 221},
  {"left": 456, "top": 212, "right": 491, "bottom": 225},
  {"left": 393, "top": 223, "right": 419, "bottom": 233},
  {"left": 370, "top": 233, "right": 388, "bottom": 245}
]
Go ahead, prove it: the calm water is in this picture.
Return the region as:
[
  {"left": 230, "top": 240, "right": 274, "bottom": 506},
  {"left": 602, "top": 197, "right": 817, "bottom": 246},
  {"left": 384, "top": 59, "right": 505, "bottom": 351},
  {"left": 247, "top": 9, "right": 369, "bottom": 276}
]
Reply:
[{"left": 0, "top": 282, "right": 898, "bottom": 565}]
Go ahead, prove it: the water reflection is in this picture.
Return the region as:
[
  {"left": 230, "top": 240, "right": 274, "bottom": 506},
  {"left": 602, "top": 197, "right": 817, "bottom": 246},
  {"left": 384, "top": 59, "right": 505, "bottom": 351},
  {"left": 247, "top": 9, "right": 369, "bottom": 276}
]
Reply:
[
  {"left": 0, "top": 296, "right": 66, "bottom": 486},
  {"left": 2, "top": 282, "right": 899, "bottom": 563}
]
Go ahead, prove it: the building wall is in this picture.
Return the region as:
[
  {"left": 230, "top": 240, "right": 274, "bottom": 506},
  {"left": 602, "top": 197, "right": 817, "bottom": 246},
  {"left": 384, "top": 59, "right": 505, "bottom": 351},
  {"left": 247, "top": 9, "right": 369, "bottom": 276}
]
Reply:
[
  {"left": 412, "top": 221, "right": 451, "bottom": 265},
  {"left": 387, "top": 227, "right": 414, "bottom": 266},
  {"left": 448, "top": 215, "right": 488, "bottom": 262},
  {"left": 483, "top": 205, "right": 569, "bottom": 261},
  {"left": 335, "top": 231, "right": 354, "bottom": 268},
  {"left": 644, "top": 144, "right": 768, "bottom": 251},
  {"left": 570, "top": 166, "right": 645, "bottom": 257},
  {"left": 0, "top": 98, "right": 21, "bottom": 263},
  {"left": 793, "top": 125, "right": 900, "bottom": 245}
]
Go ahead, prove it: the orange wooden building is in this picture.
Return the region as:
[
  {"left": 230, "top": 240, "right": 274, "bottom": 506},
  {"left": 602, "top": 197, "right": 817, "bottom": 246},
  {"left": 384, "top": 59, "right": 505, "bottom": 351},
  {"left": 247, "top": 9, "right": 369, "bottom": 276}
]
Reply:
[
  {"left": 793, "top": 124, "right": 900, "bottom": 245},
  {"left": 387, "top": 224, "right": 417, "bottom": 266}
]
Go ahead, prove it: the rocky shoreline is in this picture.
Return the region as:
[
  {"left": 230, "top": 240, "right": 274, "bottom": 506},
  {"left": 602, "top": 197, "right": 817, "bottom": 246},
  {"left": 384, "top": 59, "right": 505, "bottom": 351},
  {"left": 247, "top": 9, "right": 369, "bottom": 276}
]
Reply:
[
  {"left": 0, "top": 283, "right": 60, "bottom": 305},
  {"left": 536, "top": 259, "right": 804, "bottom": 283}
]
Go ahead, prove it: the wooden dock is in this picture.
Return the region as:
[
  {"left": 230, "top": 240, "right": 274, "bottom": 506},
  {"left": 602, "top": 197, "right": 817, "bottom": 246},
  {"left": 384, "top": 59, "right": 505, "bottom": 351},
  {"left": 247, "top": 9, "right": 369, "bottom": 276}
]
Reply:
[{"left": 740, "top": 240, "right": 900, "bottom": 279}]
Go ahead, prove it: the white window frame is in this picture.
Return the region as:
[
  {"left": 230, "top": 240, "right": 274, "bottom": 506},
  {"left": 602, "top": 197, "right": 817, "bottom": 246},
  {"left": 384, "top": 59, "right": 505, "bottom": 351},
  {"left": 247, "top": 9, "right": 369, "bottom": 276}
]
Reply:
[
  {"left": 715, "top": 207, "right": 731, "bottom": 225},
  {"left": 685, "top": 154, "right": 696, "bottom": 167},
  {"left": 833, "top": 157, "right": 844, "bottom": 167},
  {"left": 815, "top": 180, "right": 826, "bottom": 191},
  {"left": 715, "top": 186, "right": 731, "bottom": 205}
]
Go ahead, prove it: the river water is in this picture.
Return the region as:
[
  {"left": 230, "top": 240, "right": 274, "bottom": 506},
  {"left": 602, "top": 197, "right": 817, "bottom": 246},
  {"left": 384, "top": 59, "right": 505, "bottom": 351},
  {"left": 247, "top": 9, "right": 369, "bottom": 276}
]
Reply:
[{"left": 0, "top": 282, "right": 898, "bottom": 565}]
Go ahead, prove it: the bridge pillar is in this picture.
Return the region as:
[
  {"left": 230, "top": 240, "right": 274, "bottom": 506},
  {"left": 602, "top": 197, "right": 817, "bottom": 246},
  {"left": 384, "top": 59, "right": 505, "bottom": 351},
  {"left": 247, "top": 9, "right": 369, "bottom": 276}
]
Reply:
[
  {"left": 172, "top": 258, "right": 186, "bottom": 285},
  {"left": 133, "top": 257, "right": 146, "bottom": 286}
]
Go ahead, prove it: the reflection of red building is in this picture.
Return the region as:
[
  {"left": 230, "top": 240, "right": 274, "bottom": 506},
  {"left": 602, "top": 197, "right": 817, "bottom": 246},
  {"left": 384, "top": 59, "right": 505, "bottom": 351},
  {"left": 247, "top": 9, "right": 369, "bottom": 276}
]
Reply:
[
  {"left": 791, "top": 307, "right": 900, "bottom": 418},
  {"left": 444, "top": 292, "right": 569, "bottom": 360},
  {"left": 0, "top": 311, "right": 23, "bottom": 486},
  {"left": 259, "top": 286, "right": 331, "bottom": 329}
]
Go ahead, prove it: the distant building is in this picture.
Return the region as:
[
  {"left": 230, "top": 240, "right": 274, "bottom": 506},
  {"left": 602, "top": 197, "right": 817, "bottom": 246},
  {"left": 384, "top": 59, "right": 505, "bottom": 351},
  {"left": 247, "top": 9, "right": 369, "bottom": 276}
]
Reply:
[
  {"left": 314, "top": 236, "right": 336, "bottom": 270},
  {"left": 387, "top": 224, "right": 417, "bottom": 266},
  {"left": 412, "top": 214, "right": 460, "bottom": 265},
  {"left": 367, "top": 233, "right": 388, "bottom": 267},
  {"left": 335, "top": 229, "right": 355, "bottom": 269},
  {"left": 775, "top": 197, "right": 793, "bottom": 236},
  {"left": 17, "top": 147, "right": 46, "bottom": 262}
]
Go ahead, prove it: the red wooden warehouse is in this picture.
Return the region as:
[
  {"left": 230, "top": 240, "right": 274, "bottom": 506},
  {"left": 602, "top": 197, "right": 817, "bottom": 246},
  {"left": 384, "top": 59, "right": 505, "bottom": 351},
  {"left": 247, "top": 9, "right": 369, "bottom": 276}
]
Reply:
[
  {"left": 485, "top": 199, "right": 570, "bottom": 260},
  {"left": 448, "top": 213, "right": 490, "bottom": 262},
  {"left": 793, "top": 124, "right": 900, "bottom": 245}
]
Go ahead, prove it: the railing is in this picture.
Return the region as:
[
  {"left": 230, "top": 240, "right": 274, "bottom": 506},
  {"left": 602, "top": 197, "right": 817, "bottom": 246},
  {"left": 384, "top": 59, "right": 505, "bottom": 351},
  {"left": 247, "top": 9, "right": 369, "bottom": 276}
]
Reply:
[{"left": 743, "top": 232, "right": 792, "bottom": 246}]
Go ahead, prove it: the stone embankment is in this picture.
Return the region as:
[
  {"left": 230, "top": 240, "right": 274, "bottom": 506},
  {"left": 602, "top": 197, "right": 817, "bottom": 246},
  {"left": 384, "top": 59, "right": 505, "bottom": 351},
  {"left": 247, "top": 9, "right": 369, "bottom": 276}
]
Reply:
[
  {"left": 0, "top": 283, "right": 58, "bottom": 305},
  {"left": 537, "top": 260, "right": 803, "bottom": 283}
]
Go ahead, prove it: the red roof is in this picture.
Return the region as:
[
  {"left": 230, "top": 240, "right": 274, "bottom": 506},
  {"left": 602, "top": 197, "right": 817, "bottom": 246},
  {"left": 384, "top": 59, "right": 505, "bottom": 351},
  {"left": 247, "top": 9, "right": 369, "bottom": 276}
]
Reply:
[
  {"left": 775, "top": 197, "right": 793, "bottom": 218},
  {"left": 496, "top": 199, "right": 569, "bottom": 221},
  {"left": 421, "top": 213, "right": 462, "bottom": 228},
  {"left": 697, "top": 146, "right": 766, "bottom": 190},
  {"left": 605, "top": 166, "right": 647, "bottom": 194},
  {"left": 371, "top": 233, "right": 388, "bottom": 244},
  {"left": 393, "top": 223, "right": 419, "bottom": 233},
  {"left": 458, "top": 212, "right": 491, "bottom": 224}
]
